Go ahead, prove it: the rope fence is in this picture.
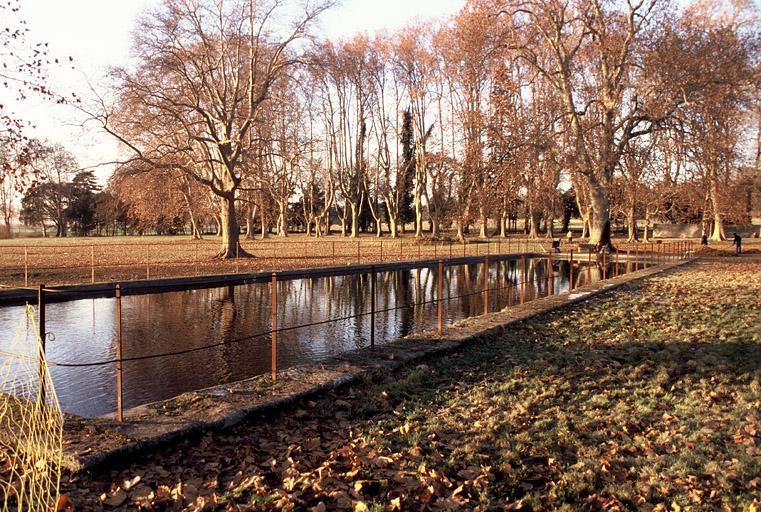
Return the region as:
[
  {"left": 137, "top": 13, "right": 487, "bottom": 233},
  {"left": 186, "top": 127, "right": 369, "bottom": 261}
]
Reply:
[
  {"left": 1, "top": 241, "right": 693, "bottom": 421},
  {"left": 0, "top": 236, "right": 617, "bottom": 288}
]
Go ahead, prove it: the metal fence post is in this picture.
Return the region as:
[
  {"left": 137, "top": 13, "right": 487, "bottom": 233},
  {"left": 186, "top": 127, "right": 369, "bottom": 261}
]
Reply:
[
  {"left": 635, "top": 245, "right": 639, "bottom": 271},
  {"left": 615, "top": 250, "right": 619, "bottom": 276},
  {"left": 115, "top": 284, "right": 123, "bottom": 422},
  {"left": 484, "top": 255, "right": 489, "bottom": 317},
  {"left": 357, "top": 240, "right": 361, "bottom": 264},
  {"left": 520, "top": 255, "right": 526, "bottom": 304},
  {"left": 91, "top": 245, "right": 95, "bottom": 283},
  {"left": 37, "top": 284, "right": 46, "bottom": 404},
  {"left": 370, "top": 266, "right": 376, "bottom": 351},
  {"left": 569, "top": 249, "right": 574, "bottom": 290},
  {"left": 437, "top": 260, "right": 444, "bottom": 335},
  {"left": 380, "top": 240, "right": 383, "bottom": 262},
  {"left": 271, "top": 273, "right": 278, "bottom": 382},
  {"left": 24, "top": 246, "right": 28, "bottom": 287},
  {"left": 547, "top": 253, "right": 553, "bottom": 297},
  {"left": 602, "top": 250, "right": 607, "bottom": 280}
]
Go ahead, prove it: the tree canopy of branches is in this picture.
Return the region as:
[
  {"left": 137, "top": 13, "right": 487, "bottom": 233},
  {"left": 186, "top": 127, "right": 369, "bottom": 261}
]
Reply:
[{"left": 84, "top": 0, "right": 759, "bottom": 249}]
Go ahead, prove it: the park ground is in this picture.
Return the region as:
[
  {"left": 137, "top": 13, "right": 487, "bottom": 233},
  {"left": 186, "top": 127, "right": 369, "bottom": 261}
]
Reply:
[
  {"left": 0, "top": 233, "right": 756, "bottom": 288},
  {"left": 59, "top": 257, "right": 761, "bottom": 511}
]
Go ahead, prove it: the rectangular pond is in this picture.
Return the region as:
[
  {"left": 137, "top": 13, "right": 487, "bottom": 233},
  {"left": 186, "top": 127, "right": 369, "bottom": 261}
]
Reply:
[{"left": 0, "top": 255, "right": 649, "bottom": 417}]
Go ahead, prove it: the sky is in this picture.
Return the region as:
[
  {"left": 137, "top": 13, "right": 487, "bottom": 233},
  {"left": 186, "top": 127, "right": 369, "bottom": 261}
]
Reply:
[{"left": 6, "top": 0, "right": 466, "bottom": 183}]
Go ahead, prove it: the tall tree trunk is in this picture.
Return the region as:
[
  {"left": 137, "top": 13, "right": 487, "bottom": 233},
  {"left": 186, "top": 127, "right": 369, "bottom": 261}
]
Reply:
[
  {"left": 431, "top": 217, "right": 440, "bottom": 239},
  {"left": 414, "top": 194, "right": 423, "bottom": 238},
  {"left": 456, "top": 219, "right": 465, "bottom": 244},
  {"left": 217, "top": 194, "right": 244, "bottom": 259},
  {"left": 545, "top": 212, "right": 555, "bottom": 239},
  {"left": 213, "top": 215, "right": 221, "bottom": 236},
  {"left": 479, "top": 212, "right": 488, "bottom": 239},
  {"left": 259, "top": 208, "right": 268, "bottom": 240},
  {"left": 626, "top": 204, "right": 638, "bottom": 242},
  {"left": 709, "top": 171, "right": 725, "bottom": 241},
  {"left": 388, "top": 217, "right": 398, "bottom": 239},
  {"left": 277, "top": 201, "right": 288, "bottom": 237},
  {"left": 350, "top": 204, "right": 360, "bottom": 238},
  {"left": 587, "top": 181, "right": 612, "bottom": 248},
  {"left": 529, "top": 208, "right": 540, "bottom": 239},
  {"left": 246, "top": 204, "right": 256, "bottom": 240}
]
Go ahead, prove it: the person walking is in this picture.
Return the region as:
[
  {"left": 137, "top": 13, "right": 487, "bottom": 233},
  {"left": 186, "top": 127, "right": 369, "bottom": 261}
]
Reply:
[{"left": 733, "top": 233, "right": 742, "bottom": 255}]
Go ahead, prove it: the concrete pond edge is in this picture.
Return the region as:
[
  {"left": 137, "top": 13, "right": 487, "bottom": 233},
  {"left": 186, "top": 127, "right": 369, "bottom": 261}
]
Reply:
[{"left": 60, "top": 258, "right": 696, "bottom": 474}]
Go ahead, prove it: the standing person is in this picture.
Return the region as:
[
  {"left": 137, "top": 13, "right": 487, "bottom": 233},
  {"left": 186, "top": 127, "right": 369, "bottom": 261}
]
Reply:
[{"left": 733, "top": 233, "right": 742, "bottom": 254}]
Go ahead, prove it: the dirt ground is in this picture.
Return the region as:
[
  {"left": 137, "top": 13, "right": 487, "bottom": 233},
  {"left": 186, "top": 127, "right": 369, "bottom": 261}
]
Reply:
[{"left": 0, "top": 234, "right": 705, "bottom": 288}]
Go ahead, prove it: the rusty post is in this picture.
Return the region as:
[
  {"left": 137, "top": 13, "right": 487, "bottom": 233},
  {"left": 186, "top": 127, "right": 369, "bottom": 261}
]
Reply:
[
  {"left": 332, "top": 240, "right": 336, "bottom": 259},
  {"left": 236, "top": 243, "right": 240, "bottom": 273},
  {"left": 380, "top": 240, "right": 383, "bottom": 262},
  {"left": 400, "top": 239, "right": 403, "bottom": 259},
  {"left": 635, "top": 245, "right": 639, "bottom": 271},
  {"left": 437, "top": 260, "right": 444, "bottom": 335},
  {"left": 115, "top": 284, "right": 123, "bottom": 422},
  {"left": 91, "top": 245, "right": 95, "bottom": 283},
  {"left": 483, "top": 255, "right": 489, "bottom": 317},
  {"left": 520, "top": 255, "right": 526, "bottom": 304},
  {"left": 271, "top": 273, "right": 277, "bottom": 382},
  {"left": 434, "top": 241, "right": 437, "bottom": 259},
  {"left": 569, "top": 250, "right": 574, "bottom": 290},
  {"left": 418, "top": 242, "right": 421, "bottom": 260},
  {"left": 24, "top": 246, "right": 28, "bottom": 287},
  {"left": 449, "top": 241, "right": 452, "bottom": 259},
  {"left": 498, "top": 239, "right": 501, "bottom": 254},
  {"left": 547, "top": 253, "right": 553, "bottom": 297},
  {"left": 370, "top": 266, "right": 376, "bottom": 351},
  {"left": 602, "top": 250, "right": 607, "bottom": 280},
  {"left": 615, "top": 250, "right": 619, "bottom": 276},
  {"left": 357, "top": 240, "right": 361, "bottom": 264},
  {"left": 37, "top": 284, "right": 46, "bottom": 404}
]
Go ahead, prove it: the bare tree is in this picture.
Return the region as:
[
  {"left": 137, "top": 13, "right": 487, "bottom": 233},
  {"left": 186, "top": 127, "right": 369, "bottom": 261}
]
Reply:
[{"left": 87, "top": 0, "right": 331, "bottom": 257}]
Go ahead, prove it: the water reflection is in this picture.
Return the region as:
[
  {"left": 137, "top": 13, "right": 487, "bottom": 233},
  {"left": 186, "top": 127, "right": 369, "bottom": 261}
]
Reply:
[{"left": 0, "top": 257, "right": 646, "bottom": 417}]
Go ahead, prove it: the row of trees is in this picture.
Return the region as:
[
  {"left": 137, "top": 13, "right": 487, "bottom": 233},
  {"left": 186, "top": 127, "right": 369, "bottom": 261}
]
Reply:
[{"left": 3, "top": 0, "right": 760, "bottom": 249}]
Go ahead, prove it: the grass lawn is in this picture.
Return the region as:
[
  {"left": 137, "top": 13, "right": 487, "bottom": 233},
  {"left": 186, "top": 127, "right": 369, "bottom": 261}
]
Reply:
[
  {"left": 53, "top": 259, "right": 761, "bottom": 510},
  {"left": 0, "top": 234, "right": 553, "bottom": 287}
]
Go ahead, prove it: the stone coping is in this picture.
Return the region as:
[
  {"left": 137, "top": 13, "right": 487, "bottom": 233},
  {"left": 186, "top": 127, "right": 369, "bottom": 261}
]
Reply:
[{"left": 59, "top": 258, "right": 695, "bottom": 473}]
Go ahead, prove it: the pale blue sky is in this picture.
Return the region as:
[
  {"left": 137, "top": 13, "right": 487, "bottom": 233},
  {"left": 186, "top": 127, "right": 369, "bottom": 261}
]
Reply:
[{"left": 9, "top": 0, "right": 466, "bottom": 179}]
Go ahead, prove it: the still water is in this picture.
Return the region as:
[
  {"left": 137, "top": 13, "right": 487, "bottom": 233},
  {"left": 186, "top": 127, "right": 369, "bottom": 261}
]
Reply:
[{"left": 0, "top": 257, "right": 642, "bottom": 417}]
